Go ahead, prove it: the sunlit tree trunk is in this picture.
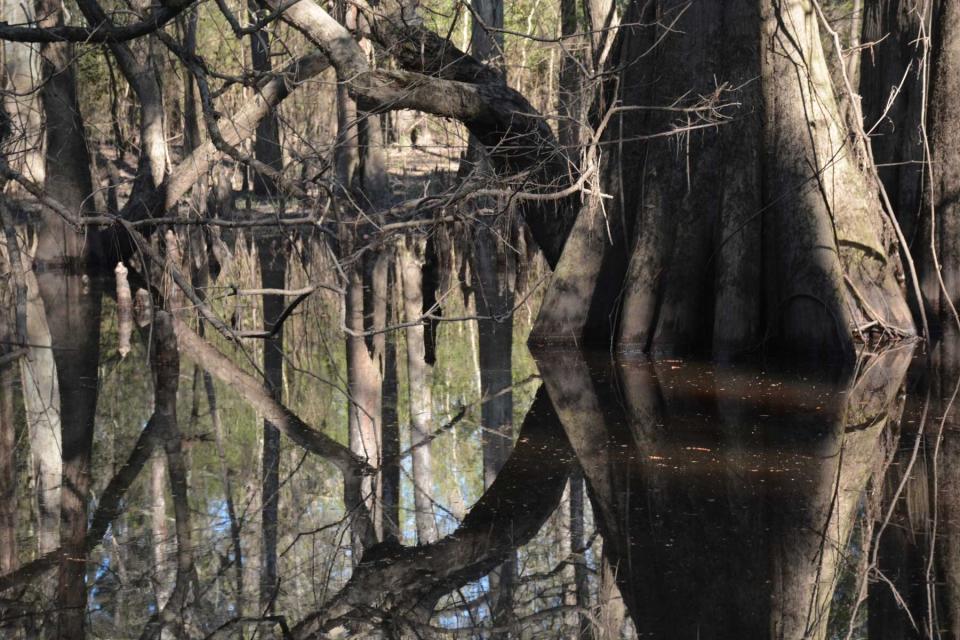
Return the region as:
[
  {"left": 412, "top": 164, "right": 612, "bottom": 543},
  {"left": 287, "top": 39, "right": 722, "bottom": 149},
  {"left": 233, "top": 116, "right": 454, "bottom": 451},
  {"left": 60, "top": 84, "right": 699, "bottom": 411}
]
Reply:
[
  {"left": 344, "top": 256, "right": 386, "bottom": 549},
  {"left": 2, "top": 0, "right": 62, "bottom": 560},
  {"left": 335, "top": 0, "right": 391, "bottom": 553},
  {"left": 1, "top": 0, "right": 44, "bottom": 187}
]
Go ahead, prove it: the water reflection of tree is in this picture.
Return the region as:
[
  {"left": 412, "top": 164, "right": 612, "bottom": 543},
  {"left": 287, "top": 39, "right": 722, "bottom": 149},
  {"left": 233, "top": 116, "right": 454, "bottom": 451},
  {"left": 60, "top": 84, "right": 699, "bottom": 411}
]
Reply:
[
  {"left": 0, "top": 228, "right": 577, "bottom": 638},
  {"left": 864, "top": 336, "right": 960, "bottom": 640},
  {"left": 539, "top": 346, "right": 913, "bottom": 640}
]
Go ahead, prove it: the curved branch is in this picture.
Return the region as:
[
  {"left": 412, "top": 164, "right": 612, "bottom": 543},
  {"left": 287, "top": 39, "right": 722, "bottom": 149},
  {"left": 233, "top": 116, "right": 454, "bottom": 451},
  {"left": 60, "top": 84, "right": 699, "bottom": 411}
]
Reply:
[
  {"left": 164, "top": 52, "right": 330, "bottom": 210},
  {"left": 291, "top": 386, "right": 572, "bottom": 638},
  {"left": 170, "top": 315, "right": 374, "bottom": 483},
  {"left": 265, "top": 0, "right": 577, "bottom": 266},
  {"left": 0, "top": 0, "right": 194, "bottom": 43}
]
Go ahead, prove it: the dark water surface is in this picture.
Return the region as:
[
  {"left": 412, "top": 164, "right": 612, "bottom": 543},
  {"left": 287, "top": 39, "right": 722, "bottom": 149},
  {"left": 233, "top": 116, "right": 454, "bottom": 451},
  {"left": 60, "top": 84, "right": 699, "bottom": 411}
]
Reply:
[{"left": 537, "top": 344, "right": 937, "bottom": 639}]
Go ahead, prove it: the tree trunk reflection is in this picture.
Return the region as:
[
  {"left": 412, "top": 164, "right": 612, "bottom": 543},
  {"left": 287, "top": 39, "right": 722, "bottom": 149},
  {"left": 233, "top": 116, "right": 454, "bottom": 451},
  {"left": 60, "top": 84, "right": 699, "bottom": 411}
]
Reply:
[{"left": 539, "top": 347, "right": 912, "bottom": 639}]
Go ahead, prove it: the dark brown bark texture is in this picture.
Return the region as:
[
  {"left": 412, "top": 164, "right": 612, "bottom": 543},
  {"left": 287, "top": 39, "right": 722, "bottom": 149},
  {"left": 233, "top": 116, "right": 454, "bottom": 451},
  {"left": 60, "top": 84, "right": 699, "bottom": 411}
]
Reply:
[
  {"left": 258, "top": 239, "right": 285, "bottom": 612},
  {"left": 534, "top": 0, "right": 914, "bottom": 359},
  {"left": 861, "top": 0, "right": 960, "bottom": 334}
]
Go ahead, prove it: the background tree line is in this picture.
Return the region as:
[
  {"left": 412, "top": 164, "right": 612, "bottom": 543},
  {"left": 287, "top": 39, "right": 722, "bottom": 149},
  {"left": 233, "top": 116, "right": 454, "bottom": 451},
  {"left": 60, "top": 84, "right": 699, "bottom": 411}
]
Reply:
[{"left": 0, "top": 0, "right": 958, "bottom": 637}]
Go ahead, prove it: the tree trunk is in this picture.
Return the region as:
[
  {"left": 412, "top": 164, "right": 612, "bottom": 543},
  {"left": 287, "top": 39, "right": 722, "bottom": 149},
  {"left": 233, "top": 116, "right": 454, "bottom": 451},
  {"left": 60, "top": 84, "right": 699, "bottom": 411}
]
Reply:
[
  {"left": 0, "top": 363, "right": 13, "bottom": 574},
  {"left": 250, "top": 11, "right": 286, "bottom": 599},
  {"left": 335, "top": 1, "right": 391, "bottom": 554},
  {"left": 863, "top": 0, "right": 960, "bottom": 332},
  {"left": 926, "top": 339, "right": 960, "bottom": 639},
  {"left": 258, "top": 240, "right": 285, "bottom": 612},
  {"left": 860, "top": 0, "right": 927, "bottom": 244},
  {"left": 34, "top": 0, "right": 103, "bottom": 634},
  {"left": 181, "top": 7, "right": 201, "bottom": 155},
  {"left": 381, "top": 273, "right": 400, "bottom": 539},
  {"left": 530, "top": 0, "right": 628, "bottom": 347},
  {"left": 249, "top": 0, "right": 283, "bottom": 198},
  {"left": 0, "top": 258, "right": 16, "bottom": 576},
  {"left": 151, "top": 450, "right": 173, "bottom": 609},
  {"left": 467, "top": 0, "right": 517, "bottom": 630},
  {"left": 569, "top": 469, "right": 591, "bottom": 638},
  {"left": 344, "top": 258, "right": 385, "bottom": 550},
  {"left": 1, "top": 0, "right": 44, "bottom": 188},
  {"left": 398, "top": 235, "right": 439, "bottom": 544},
  {"left": 905, "top": 2, "right": 960, "bottom": 331},
  {"left": 143, "top": 311, "right": 198, "bottom": 639},
  {"left": 20, "top": 260, "right": 62, "bottom": 555},
  {"left": 540, "top": 0, "right": 913, "bottom": 358}
]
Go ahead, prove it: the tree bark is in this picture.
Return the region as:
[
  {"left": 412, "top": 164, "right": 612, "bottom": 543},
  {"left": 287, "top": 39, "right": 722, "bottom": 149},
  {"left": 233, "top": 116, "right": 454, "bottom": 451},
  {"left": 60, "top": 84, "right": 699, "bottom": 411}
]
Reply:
[
  {"left": 381, "top": 265, "right": 401, "bottom": 539},
  {"left": 333, "top": 1, "right": 392, "bottom": 554},
  {"left": 860, "top": 0, "right": 927, "bottom": 242},
  {"left": 150, "top": 449, "right": 173, "bottom": 610},
  {"left": 569, "top": 469, "right": 591, "bottom": 638},
  {"left": 344, "top": 257, "right": 385, "bottom": 550},
  {"left": 249, "top": 1, "right": 283, "bottom": 198},
  {"left": 19, "top": 259, "right": 62, "bottom": 556},
  {"left": 539, "top": 0, "right": 914, "bottom": 358},
  {"left": 915, "top": 0, "right": 958, "bottom": 331},
  {"left": 530, "top": 0, "right": 628, "bottom": 348},
  {"left": 398, "top": 235, "right": 439, "bottom": 544},
  {"left": 462, "top": 0, "right": 519, "bottom": 629},
  {"left": 258, "top": 239, "right": 286, "bottom": 612},
  {"left": 140, "top": 311, "right": 197, "bottom": 640},
  {"left": 1, "top": 0, "right": 45, "bottom": 188},
  {"left": 0, "top": 251, "right": 16, "bottom": 576}
]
